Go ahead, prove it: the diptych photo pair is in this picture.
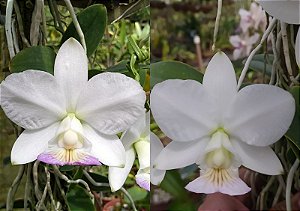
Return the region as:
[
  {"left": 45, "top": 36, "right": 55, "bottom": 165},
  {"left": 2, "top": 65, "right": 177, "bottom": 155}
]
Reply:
[{"left": 0, "top": 0, "right": 299, "bottom": 210}]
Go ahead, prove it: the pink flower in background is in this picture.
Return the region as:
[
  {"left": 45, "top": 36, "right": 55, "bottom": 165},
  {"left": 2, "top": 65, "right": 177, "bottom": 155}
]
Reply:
[
  {"left": 230, "top": 33, "right": 260, "bottom": 60},
  {"left": 239, "top": 2, "right": 266, "bottom": 33}
]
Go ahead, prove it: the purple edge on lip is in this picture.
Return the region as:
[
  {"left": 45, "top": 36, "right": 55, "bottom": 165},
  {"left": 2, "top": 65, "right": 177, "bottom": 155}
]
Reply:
[{"left": 37, "top": 152, "right": 101, "bottom": 166}]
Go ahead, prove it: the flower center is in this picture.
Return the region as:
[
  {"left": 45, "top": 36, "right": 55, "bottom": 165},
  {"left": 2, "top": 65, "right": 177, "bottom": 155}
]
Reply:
[
  {"left": 63, "top": 130, "right": 79, "bottom": 149},
  {"left": 204, "top": 130, "right": 233, "bottom": 169},
  {"left": 205, "top": 147, "right": 232, "bottom": 169}
]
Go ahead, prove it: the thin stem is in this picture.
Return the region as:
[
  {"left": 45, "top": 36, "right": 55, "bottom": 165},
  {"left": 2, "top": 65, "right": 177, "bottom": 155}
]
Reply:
[
  {"left": 63, "top": 0, "right": 86, "bottom": 53},
  {"left": 281, "top": 21, "right": 293, "bottom": 77},
  {"left": 270, "top": 31, "right": 277, "bottom": 85},
  {"left": 41, "top": 0, "right": 47, "bottom": 44},
  {"left": 212, "top": 0, "right": 222, "bottom": 51},
  {"left": 259, "top": 176, "right": 275, "bottom": 210},
  {"left": 5, "top": 0, "right": 15, "bottom": 58},
  {"left": 6, "top": 165, "right": 25, "bottom": 211},
  {"left": 53, "top": 165, "right": 93, "bottom": 198},
  {"left": 13, "top": 1, "right": 31, "bottom": 47},
  {"left": 11, "top": 18, "right": 19, "bottom": 53},
  {"left": 24, "top": 163, "right": 33, "bottom": 210},
  {"left": 30, "top": 0, "right": 43, "bottom": 46},
  {"left": 45, "top": 166, "right": 57, "bottom": 211},
  {"left": 237, "top": 18, "right": 277, "bottom": 90},
  {"left": 83, "top": 170, "right": 138, "bottom": 211},
  {"left": 286, "top": 159, "right": 299, "bottom": 211},
  {"left": 33, "top": 160, "right": 42, "bottom": 200},
  {"left": 272, "top": 180, "right": 282, "bottom": 207}
]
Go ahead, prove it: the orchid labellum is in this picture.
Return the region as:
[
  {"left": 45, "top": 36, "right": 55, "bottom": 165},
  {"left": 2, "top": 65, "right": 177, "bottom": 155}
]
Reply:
[
  {"left": 151, "top": 52, "right": 295, "bottom": 195},
  {"left": 0, "top": 38, "right": 146, "bottom": 167}
]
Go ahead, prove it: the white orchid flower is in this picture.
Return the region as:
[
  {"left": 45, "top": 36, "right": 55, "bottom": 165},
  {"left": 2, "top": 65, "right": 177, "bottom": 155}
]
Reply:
[
  {"left": 239, "top": 2, "right": 266, "bottom": 33},
  {"left": 151, "top": 51, "right": 295, "bottom": 195},
  {"left": 109, "top": 112, "right": 150, "bottom": 191},
  {"left": 0, "top": 38, "right": 146, "bottom": 167},
  {"left": 257, "top": 0, "right": 300, "bottom": 25},
  {"left": 230, "top": 33, "right": 260, "bottom": 60},
  {"left": 150, "top": 132, "right": 166, "bottom": 186}
]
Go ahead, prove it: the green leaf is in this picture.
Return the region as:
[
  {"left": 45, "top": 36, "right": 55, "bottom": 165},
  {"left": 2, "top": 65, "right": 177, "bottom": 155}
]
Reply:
[
  {"left": 67, "top": 185, "right": 95, "bottom": 211},
  {"left": 150, "top": 61, "right": 203, "bottom": 89},
  {"left": 105, "top": 60, "right": 129, "bottom": 73},
  {"left": 124, "top": 186, "right": 148, "bottom": 203},
  {"left": 248, "top": 54, "right": 273, "bottom": 76},
  {"left": 10, "top": 46, "right": 56, "bottom": 74},
  {"left": 160, "top": 170, "right": 188, "bottom": 200},
  {"left": 285, "top": 86, "right": 300, "bottom": 153},
  {"left": 61, "top": 4, "right": 107, "bottom": 57},
  {"left": 59, "top": 165, "right": 75, "bottom": 172}
]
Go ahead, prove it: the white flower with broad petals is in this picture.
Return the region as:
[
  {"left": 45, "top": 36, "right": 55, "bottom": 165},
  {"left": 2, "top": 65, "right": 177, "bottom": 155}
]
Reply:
[
  {"left": 239, "top": 2, "right": 266, "bottom": 33},
  {"left": 109, "top": 112, "right": 150, "bottom": 191},
  {"left": 230, "top": 33, "right": 260, "bottom": 60},
  {"left": 257, "top": 0, "right": 300, "bottom": 25},
  {"left": 150, "top": 132, "right": 166, "bottom": 186},
  {"left": 0, "top": 38, "right": 146, "bottom": 167},
  {"left": 151, "top": 51, "right": 295, "bottom": 196}
]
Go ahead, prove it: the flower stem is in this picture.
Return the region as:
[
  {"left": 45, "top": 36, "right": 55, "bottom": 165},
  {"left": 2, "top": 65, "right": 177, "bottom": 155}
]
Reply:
[
  {"left": 63, "top": 0, "right": 87, "bottom": 53},
  {"left": 237, "top": 18, "right": 277, "bottom": 90},
  {"left": 286, "top": 159, "right": 299, "bottom": 211},
  {"left": 5, "top": 0, "right": 15, "bottom": 59},
  {"left": 212, "top": 0, "right": 222, "bottom": 51}
]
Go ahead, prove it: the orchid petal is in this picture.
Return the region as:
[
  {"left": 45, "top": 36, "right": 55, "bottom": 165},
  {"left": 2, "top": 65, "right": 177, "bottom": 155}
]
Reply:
[
  {"left": 232, "top": 139, "right": 283, "bottom": 175},
  {"left": 154, "top": 137, "right": 208, "bottom": 170},
  {"left": 109, "top": 148, "right": 135, "bottom": 192},
  {"left": 151, "top": 79, "right": 217, "bottom": 142},
  {"left": 76, "top": 72, "right": 145, "bottom": 135},
  {"left": 225, "top": 84, "right": 295, "bottom": 146},
  {"left": 233, "top": 48, "right": 244, "bottom": 60},
  {"left": 229, "top": 35, "right": 241, "bottom": 48},
  {"left": 11, "top": 122, "right": 60, "bottom": 164},
  {"left": 82, "top": 124, "right": 126, "bottom": 167},
  {"left": 296, "top": 30, "right": 300, "bottom": 67},
  {"left": 135, "top": 138, "right": 150, "bottom": 170},
  {"left": 1, "top": 70, "right": 66, "bottom": 130},
  {"left": 136, "top": 169, "right": 150, "bottom": 191},
  {"left": 258, "top": 0, "right": 300, "bottom": 24},
  {"left": 185, "top": 168, "right": 250, "bottom": 196},
  {"left": 203, "top": 52, "right": 238, "bottom": 117},
  {"left": 54, "top": 38, "right": 88, "bottom": 111},
  {"left": 122, "top": 111, "right": 149, "bottom": 149},
  {"left": 150, "top": 132, "right": 166, "bottom": 185},
  {"left": 38, "top": 149, "right": 100, "bottom": 166}
]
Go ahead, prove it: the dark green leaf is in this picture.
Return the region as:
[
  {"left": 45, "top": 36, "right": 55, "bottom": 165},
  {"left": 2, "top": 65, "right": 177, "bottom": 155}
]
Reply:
[
  {"left": 160, "top": 170, "right": 188, "bottom": 200},
  {"left": 285, "top": 86, "right": 300, "bottom": 153},
  {"left": 59, "top": 165, "right": 75, "bottom": 172},
  {"left": 67, "top": 185, "right": 95, "bottom": 211},
  {"left": 10, "top": 46, "right": 56, "bottom": 74},
  {"left": 248, "top": 54, "right": 274, "bottom": 76},
  {"left": 105, "top": 60, "right": 129, "bottom": 73},
  {"left": 150, "top": 61, "right": 203, "bottom": 89},
  {"left": 124, "top": 186, "right": 148, "bottom": 203},
  {"left": 88, "top": 69, "right": 104, "bottom": 79},
  {"left": 61, "top": 4, "right": 107, "bottom": 57}
]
